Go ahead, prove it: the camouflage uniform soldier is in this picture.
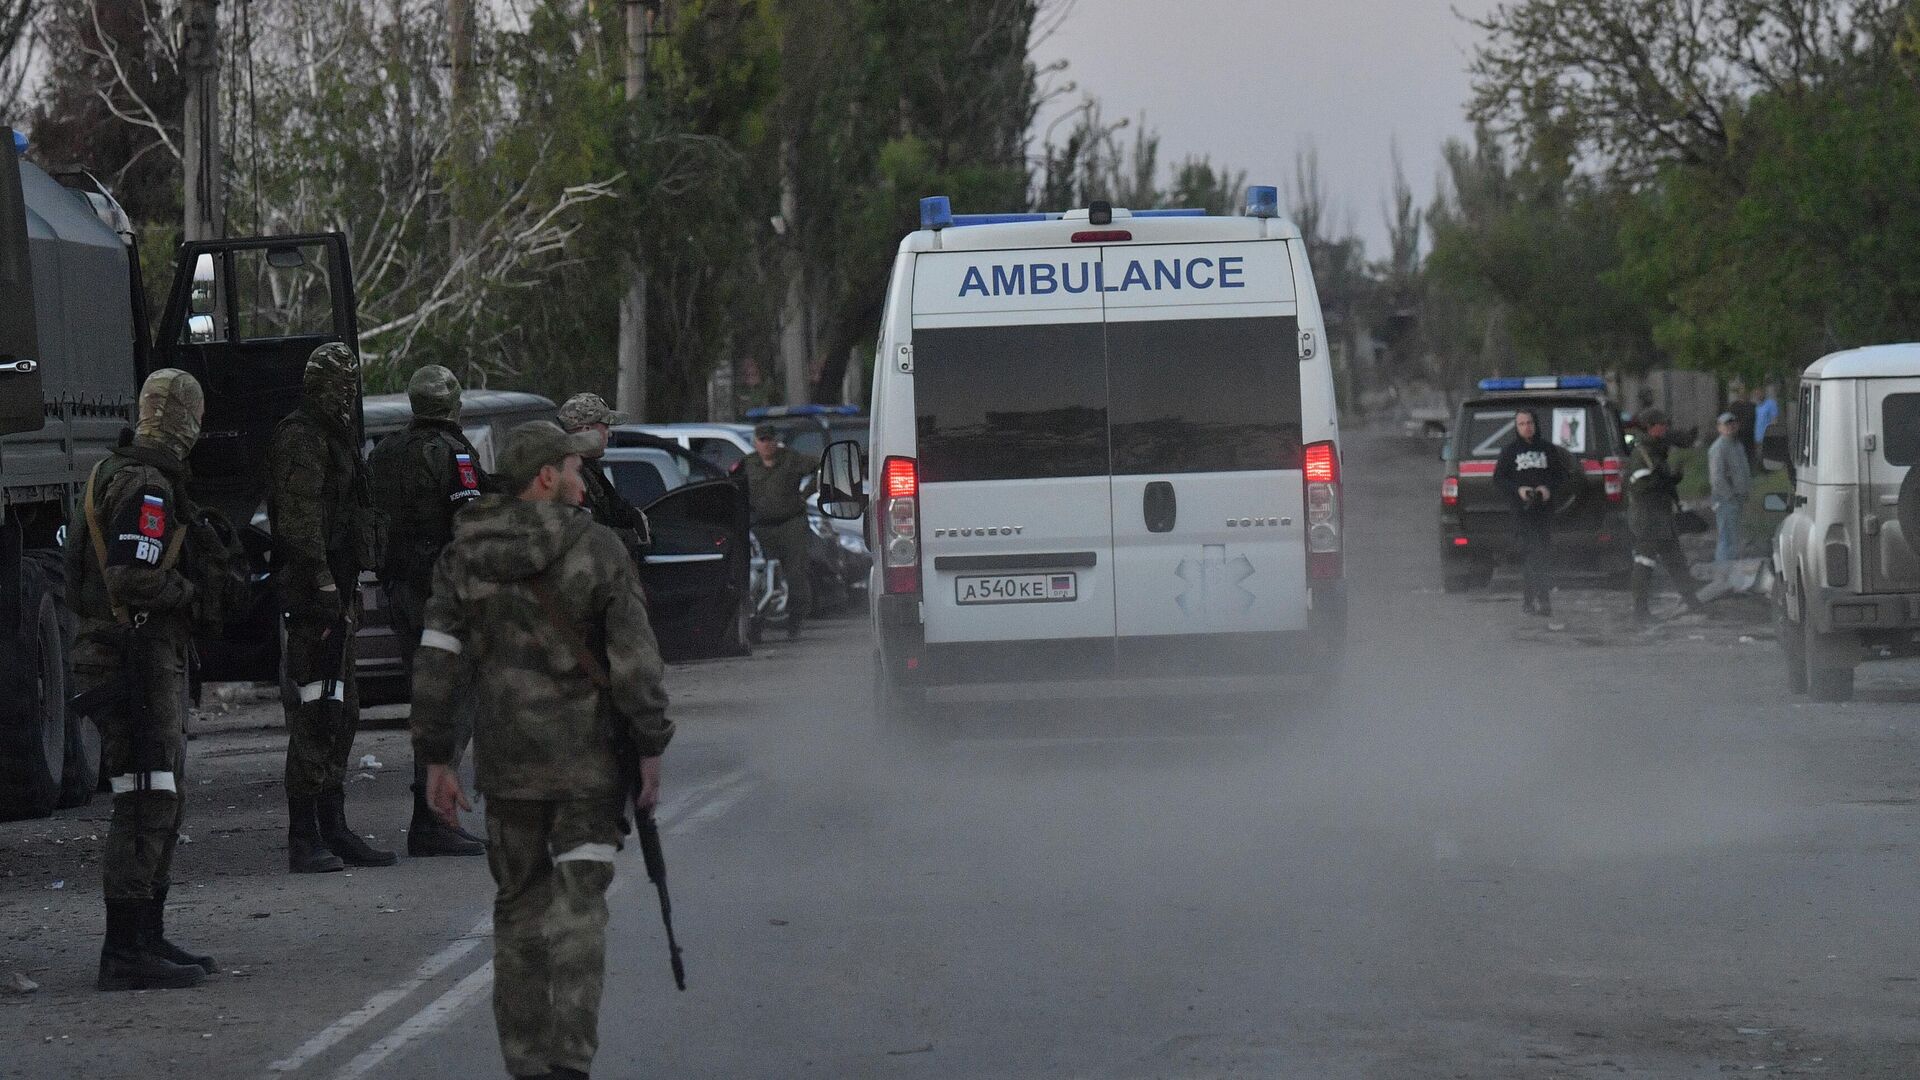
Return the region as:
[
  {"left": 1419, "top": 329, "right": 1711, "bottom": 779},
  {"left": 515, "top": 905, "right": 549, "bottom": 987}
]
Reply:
[
  {"left": 65, "top": 370, "right": 216, "bottom": 990},
  {"left": 367, "top": 365, "right": 488, "bottom": 857},
  {"left": 412, "top": 421, "right": 673, "bottom": 1080},
  {"left": 270, "top": 342, "right": 394, "bottom": 872},
  {"left": 557, "top": 392, "right": 648, "bottom": 547},
  {"left": 742, "top": 423, "right": 820, "bottom": 639}
]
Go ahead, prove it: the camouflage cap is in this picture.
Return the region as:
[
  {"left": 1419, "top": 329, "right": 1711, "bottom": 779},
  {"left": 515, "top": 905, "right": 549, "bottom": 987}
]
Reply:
[
  {"left": 497, "top": 420, "right": 602, "bottom": 492},
  {"left": 1638, "top": 408, "right": 1668, "bottom": 428},
  {"left": 132, "top": 368, "right": 206, "bottom": 462},
  {"left": 407, "top": 364, "right": 463, "bottom": 421},
  {"left": 557, "top": 392, "right": 628, "bottom": 431}
]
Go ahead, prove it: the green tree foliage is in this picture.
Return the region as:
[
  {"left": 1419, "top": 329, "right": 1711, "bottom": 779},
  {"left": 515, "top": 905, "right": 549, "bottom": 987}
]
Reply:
[
  {"left": 1438, "top": 0, "right": 1918, "bottom": 387},
  {"left": 1425, "top": 126, "right": 1657, "bottom": 380},
  {"left": 1619, "top": 71, "right": 1920, "bottom": 381}
]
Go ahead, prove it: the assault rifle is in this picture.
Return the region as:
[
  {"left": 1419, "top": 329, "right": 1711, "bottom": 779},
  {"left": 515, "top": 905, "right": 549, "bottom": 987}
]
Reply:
[{"left": 637, "top": 808, "right": 687, "bottom": 991}]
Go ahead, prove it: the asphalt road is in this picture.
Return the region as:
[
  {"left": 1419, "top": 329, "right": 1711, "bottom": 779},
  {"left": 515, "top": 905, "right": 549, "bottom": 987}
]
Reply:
[{"left": 5, "top": 429, "right": 1919, "bottom": 1079}]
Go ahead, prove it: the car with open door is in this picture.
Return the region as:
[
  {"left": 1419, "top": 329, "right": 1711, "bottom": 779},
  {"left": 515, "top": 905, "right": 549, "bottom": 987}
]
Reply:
[{"left": 600, "top": 432, "right": 753, "bottom": 661}]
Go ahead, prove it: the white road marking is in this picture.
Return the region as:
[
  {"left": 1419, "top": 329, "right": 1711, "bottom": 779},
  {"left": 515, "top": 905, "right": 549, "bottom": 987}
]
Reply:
[
  {"left": 266, "top": 913, "right": 493, "bottom": 1074},
  {"left": 669, "top": 773, "right": 755, "bottom": 836},
  {"left": 325, "top": 961, "right": 496, "bottom": 1080},
  {"left": 268, "top": 767, "right": 752, "bottom": 1076}
]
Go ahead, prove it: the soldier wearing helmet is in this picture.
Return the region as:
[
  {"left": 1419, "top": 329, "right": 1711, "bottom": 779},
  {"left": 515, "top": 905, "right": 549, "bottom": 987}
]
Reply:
[
  {"left": 367, "top": 364, "right": 489, "bottom": 857},
  {"left": 268, "top": 342, "right": 394, "bottom": 872}
]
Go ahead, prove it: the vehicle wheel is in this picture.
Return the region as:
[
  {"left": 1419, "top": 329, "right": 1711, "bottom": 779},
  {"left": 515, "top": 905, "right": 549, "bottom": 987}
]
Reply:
[
  {"left": 1804, "top": 612, "right": 1854, "bottom": 703},
  {"left": 0, "top": 563, "right": 68, "bottom": 820},
  {"left": 1776, "top": 578, "right": 1807, "bottom": 694},
  {"left": 1441, "top": 566, "right": 1476, "bottom": 593}
]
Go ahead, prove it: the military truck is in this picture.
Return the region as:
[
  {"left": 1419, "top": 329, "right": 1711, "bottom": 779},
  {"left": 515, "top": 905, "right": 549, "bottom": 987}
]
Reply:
[{"left": 2, "top": 125, "right": 360, "bottom": 819}]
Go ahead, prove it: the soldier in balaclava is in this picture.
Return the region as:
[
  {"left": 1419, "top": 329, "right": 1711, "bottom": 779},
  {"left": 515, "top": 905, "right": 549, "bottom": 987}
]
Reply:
[
  {"left": 367, "top": 364, "right": 488, "bottom": 857},
  {"left": 269, "top": 342, "right": 394, "bottom": 872},
  {"left": 65, "top": 369, "right": 219, "bottom": 990}
]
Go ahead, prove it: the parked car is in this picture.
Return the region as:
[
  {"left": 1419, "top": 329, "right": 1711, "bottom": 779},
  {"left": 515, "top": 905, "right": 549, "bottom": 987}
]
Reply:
[
  {"left": 1437, "top": 377, "right": 1633, "bottom": 592},
  {"left": 352, "top": 390, "right": 557, "bottom": 705},
  {"left": 743, "top": 403, "right": 865, "bottom": 460},
  {"left": 600, "top": 433, "right": 754, "bottom": 661},
  {"left": 612, "top": 422, "right": 755, "bottom": 472},
  {"left": 1769, "top": 344, "right": 1920, "bottom": 702}
]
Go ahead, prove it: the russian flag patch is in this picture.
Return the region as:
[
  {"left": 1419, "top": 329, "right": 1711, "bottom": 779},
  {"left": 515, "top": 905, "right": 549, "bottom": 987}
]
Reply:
[{"left": 137, "top": 494, "right": 167, "bottom": 538}]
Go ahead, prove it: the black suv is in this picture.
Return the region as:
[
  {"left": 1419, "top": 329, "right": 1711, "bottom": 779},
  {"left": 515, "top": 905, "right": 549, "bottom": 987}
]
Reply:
[{"left": 1438, "top": 377, "right": 1632, "bottom": 591}]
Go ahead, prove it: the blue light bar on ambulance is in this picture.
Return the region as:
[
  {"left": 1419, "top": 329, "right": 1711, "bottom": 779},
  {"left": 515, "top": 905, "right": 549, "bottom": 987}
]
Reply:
[
  {"left": 10, "top": 129, "right": 25, "bottom": 156},
  {"left": 920, "top": 196, "right": 953, "bottom": 231},
  {"left": 1245, "top": 185, "right": 1279, "bottom": 218},
  {"left": 1477, "top": 376, "right": 1608, "bottom": 392}
]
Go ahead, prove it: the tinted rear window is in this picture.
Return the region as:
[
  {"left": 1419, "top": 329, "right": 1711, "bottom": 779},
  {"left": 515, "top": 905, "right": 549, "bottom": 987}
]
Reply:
[
  {"left": 1884, "top": 393, "right": 1920, "bottom": 466},
  {"left": 915, "top": 323, "right": 1107, "bottom": 483},
  {"left": 1463, "top": 401, "right": 1604, "bottom": 459},
  {"left": 1107, "top": 316, "right": 1302, "bottom": 474}
]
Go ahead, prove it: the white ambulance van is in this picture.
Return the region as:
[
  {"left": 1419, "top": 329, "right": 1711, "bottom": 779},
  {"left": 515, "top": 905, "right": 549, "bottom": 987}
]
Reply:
[{"left": 816, "top": 188, "right": 1345, "bottom": 716}]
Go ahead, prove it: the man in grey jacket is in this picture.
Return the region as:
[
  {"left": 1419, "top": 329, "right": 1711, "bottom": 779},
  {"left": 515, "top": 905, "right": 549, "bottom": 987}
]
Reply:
[{"left": 1709, "top": 410, "right": 1752, "bottom": 565}]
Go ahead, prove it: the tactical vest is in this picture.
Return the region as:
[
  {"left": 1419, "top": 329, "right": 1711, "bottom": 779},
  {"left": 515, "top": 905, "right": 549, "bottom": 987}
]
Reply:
[{"left": 370, "top": 423, "right": 474, "bottom": 582}]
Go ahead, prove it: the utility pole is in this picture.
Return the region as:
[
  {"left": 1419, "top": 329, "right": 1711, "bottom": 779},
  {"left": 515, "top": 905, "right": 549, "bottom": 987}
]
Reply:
[
  {"left": 181, "top": 0, "right": 222, "bottom": 242},
  {"left": 614, "top": 0, "right": 649, "bottom": 421},
  {"left": 448, "top": 0, "right": 474, "bottom": 267}
]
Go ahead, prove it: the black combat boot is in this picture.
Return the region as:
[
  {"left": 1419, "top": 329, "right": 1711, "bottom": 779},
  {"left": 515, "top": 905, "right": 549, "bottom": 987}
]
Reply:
[
  {"left": 1629, "top": 564, "right": 1654, "bottom": 624},
  {"left": 288, "top": 792, "right": 346, "bottom": 874},
  {"left": 549, "top": 1068, "right": 589, "bottom": 1080},
  {"left": 142, "top": 886, "right": 216, "bottom": 975},
  {"left": 407, "top": 765, "right": 484, "bottom": 857},
  {"left": 317, "top": 787, "right": 397, "bottom": 866},
  {"left": 98, "top": 900, "right": 203, "bottom": 991}
]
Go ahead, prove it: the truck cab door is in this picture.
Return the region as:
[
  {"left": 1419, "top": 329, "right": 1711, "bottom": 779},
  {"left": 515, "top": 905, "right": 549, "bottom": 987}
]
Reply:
[
  {"left": 149, "top": 233, "right": 359, "bottom": 525},
  {"left": 0, "top": 132, "right": 44, "bottom": 437},
  {"left": 150, "top": 233, "right": 358, "bottom": 685}
]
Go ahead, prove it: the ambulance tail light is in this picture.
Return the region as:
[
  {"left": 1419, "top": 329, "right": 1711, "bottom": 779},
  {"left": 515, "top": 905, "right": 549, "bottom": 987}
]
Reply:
[
  {"left": 882, "top": 456, "right": 921, "bottom": 595},
  {"left": 1441, "top": 475, "right": 1459, "bottom": 507},
  {"left": 1304, "top": 441, "right": 1342, "bottom": 580},
  {"left": 1602, "top": 456, "right": 1623, "bottom": 502}
]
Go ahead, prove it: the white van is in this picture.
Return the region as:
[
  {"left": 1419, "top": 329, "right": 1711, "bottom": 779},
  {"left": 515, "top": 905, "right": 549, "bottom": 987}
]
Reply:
[
  {"left": 817, "top": 189, "right": 1346, "bottom": 713},
  {"left": 1769, "top": 344, "right": 1920, "bottom": 701}
]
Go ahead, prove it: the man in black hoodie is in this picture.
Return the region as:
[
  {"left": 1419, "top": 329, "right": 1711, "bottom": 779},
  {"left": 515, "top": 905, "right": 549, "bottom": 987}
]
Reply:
[{"left": 1492, "top": 408, "right": 1569, "bottom": 617}]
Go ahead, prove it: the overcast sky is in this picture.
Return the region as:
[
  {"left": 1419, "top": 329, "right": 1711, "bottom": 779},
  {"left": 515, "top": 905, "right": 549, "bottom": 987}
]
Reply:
[{"left": 1033, "top": 0, "right": 1498, "bottom": 254}]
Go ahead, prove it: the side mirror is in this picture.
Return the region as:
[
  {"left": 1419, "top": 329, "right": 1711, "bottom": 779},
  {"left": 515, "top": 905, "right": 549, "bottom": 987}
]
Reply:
[
  {"left": 817, "top": 439, "right": 867, "bottom": 520},
  {"left": 266, "top": 245, "right": 306, "bottom": 270},
  {"left": 1438, "top": 438, "right": 1452, "bottom": 462},
  {"left": 189, "top": 253, "right": 217, "bottom": 316},
  {"left": 1762, "top": 492, "right": 1790, "bottom": 513},
  {"left": 186, "top": 314, "right": 216, "bottom": 343}
]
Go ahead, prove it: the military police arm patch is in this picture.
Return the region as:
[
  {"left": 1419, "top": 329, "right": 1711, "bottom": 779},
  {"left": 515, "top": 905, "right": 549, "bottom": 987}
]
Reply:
[
  {"left": 450, "top": 452, "right": 483, "bottom": 503},
  {"left": 108, "top": 487, "right": 172, "bottom": 567}
]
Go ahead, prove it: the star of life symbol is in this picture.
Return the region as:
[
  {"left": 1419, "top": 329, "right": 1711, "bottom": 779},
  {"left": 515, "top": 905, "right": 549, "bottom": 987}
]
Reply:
[{"left": 1175, "top": 544, "right": 1255, "bottom": 617}]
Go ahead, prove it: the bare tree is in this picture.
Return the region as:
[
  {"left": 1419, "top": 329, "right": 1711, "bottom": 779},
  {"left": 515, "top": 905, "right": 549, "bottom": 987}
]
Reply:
[{"left": 1, "top": 0, "right": 38, "bottom": 115}]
